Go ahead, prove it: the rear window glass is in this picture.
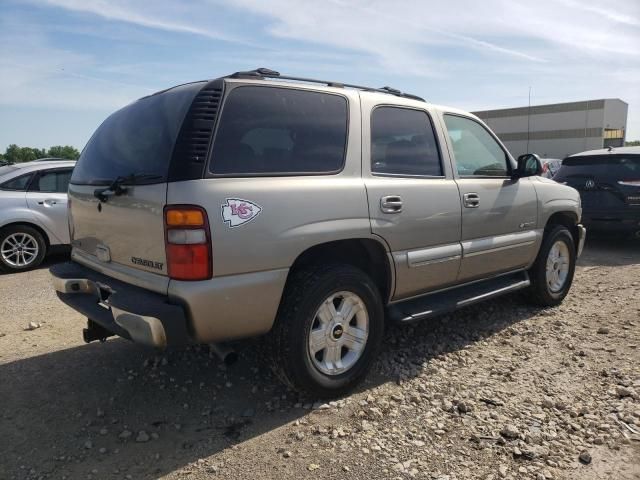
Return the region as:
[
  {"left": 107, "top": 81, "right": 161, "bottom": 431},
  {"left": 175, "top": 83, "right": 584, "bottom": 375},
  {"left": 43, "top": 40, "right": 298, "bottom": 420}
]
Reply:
[
  {"left": 209, "top": 86, "right": 348, "bottom": 175},
  {"left": 71, "top": 83, "right": 203, "bottom": 185}
]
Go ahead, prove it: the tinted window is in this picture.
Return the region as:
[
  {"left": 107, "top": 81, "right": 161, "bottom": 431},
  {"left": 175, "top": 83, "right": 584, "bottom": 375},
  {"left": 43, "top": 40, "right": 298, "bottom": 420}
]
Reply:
[
  {"left": 71, "top": 83, "right": 203, "bottom": 185},
  {"left": 210, "top": 86, "right": 348, "bottom": 175},
  {"left": 371, "top": 107, "right": 442, "bottom": 176},
  {"left": 560, "top": 155, "right": 640, "bottom": 174},
  {"left": 0, "top": 173, "right": 33, "bottom": 191},
  {"left": 444, "top": 115, "right": 508, "bottom": 177},
  {"left": 31, "top": 169, "right": 73, "bottom": 193}
]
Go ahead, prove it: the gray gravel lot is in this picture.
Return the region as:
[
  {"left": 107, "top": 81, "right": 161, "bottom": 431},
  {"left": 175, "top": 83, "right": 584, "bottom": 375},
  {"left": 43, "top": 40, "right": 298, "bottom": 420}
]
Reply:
[{"left": 0, "top": 236, "right": 639, "bottom": 480}]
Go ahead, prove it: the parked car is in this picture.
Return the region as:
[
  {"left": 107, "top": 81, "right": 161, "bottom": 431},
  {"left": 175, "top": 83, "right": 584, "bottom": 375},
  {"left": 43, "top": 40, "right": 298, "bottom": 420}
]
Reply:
[
  {"left": 553, "top": 146, "right": 640, "bottom": 236},
  {"left": 50, "top": 69, "right": 585, "bottom": 397},
  {"left": 0, "top": 159, "right": 75, "bottom": 272}
]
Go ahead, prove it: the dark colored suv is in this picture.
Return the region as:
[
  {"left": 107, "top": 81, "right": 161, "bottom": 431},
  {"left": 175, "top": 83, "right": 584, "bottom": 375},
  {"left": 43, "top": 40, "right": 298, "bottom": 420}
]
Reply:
[{"left": 554, "top": 147, "right": 640, "bottom": 236}]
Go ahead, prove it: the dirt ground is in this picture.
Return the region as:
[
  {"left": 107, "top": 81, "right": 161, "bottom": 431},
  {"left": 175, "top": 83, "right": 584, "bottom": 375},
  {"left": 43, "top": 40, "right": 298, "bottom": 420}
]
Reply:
[{"left": 1, "top": 235, "right": 638, "bottom": 480}]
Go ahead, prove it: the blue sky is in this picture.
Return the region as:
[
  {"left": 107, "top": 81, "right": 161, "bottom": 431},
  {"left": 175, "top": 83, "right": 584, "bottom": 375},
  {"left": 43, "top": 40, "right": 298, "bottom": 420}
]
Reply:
[{"left": 1, "top": 0, "right": 639, "bottom": 151}]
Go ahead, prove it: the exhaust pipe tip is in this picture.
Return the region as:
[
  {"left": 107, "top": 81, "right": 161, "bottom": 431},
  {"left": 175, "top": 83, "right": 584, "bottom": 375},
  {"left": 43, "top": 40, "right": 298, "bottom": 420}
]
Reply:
[{"left": 209, "top": 343, "right": 238, "bottom": 365}]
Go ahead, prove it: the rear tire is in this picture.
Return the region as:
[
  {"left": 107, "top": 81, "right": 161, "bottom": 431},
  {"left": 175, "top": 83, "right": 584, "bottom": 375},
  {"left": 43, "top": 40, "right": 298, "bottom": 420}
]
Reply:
[
  {"left": 268, "top": 264, "right": 384, "bottom": 398},
  {"left": 0, "top": 225, "right": 47, "bottom": 273},
  {"left": 526, "top": 225, "right": 576, "bottom": 306}
]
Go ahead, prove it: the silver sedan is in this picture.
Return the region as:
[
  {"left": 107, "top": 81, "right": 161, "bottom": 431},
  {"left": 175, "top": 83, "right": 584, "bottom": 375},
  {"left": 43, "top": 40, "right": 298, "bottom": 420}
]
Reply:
[{"left": 0, "top": 159, "right": 75, "bottom": 272}]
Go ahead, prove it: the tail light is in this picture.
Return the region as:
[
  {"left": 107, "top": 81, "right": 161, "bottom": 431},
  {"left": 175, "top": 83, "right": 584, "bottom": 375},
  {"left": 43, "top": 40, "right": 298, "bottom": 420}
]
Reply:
[{"left": 164, "top": 205, "right": 212, "bottom": 280}]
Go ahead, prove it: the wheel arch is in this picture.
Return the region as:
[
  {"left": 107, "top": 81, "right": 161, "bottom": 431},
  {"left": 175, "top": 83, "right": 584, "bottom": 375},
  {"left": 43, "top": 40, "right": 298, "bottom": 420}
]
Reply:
[
  {"left": 544, "top": 211, "right": 580, "bottom": 247},
  {"left": 0, "top": 221, "right": 51, "bottom": 249},
  {"left": 287, "top": 238, "right": 394, "bottom": 303}
]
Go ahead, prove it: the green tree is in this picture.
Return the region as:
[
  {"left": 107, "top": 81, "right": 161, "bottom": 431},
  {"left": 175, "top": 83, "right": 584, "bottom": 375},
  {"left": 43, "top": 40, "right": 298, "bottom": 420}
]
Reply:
[
  {"left": 47, "top": 145, "right": 80, "bottom": 160},
  {"left": 625, "top": 140, "right": 640, "bottom": 147},
  {"left": 1, "top": 144, "right": 79, "bottom": 163},
  {"left": 3, "top": 144, "right": 44, "bottom": 163}
]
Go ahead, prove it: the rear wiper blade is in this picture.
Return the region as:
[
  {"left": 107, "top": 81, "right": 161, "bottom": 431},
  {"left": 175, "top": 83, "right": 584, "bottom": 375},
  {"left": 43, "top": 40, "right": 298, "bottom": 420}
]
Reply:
[{"left": 93, "top": 173, "right": 163, "bottom": 202}]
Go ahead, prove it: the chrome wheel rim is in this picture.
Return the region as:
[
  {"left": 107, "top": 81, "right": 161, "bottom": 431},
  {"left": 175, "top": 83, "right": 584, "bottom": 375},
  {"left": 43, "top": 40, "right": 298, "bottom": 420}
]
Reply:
[
  {"left": 546, "top": 240, "right": 570, "bottom": 293},
  {"left": 1, "top": 232, "right": 39, "bottom": 267},
  {"left": 308, "top": 291, "right": 369, "bottom": 376}
]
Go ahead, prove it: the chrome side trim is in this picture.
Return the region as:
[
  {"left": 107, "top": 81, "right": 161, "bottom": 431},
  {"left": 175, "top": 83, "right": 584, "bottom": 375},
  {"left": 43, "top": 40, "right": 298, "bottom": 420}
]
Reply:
[
  {"left": 462, "top": 230, "right": 540, "bottom": 257},
  {"left": 407, "top": 243, "right": 462, "bottom": 267}
]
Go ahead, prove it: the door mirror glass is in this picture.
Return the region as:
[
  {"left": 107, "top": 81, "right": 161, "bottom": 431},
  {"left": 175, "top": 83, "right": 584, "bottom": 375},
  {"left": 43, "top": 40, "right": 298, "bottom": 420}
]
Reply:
[{"left": 516, "top": 154, "right": 543, "bottom": 178}]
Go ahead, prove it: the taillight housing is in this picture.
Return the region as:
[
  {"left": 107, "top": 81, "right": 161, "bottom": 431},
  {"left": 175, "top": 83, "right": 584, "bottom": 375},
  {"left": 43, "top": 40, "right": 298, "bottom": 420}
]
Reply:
[{"left": 164, "top": 205, "right": 212, "bottom": 281}]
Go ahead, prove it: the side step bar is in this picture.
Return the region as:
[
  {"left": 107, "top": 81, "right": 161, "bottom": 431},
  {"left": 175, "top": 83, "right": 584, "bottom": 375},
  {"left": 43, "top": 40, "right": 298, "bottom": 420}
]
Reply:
[{"left": 387, "top": 271, "right": 530, "bottom": 324}]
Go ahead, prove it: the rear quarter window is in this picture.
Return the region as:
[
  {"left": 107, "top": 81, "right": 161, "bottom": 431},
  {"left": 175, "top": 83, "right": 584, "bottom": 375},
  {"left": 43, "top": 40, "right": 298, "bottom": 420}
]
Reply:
[
  {"left": 209, "top": 86, "right": 348, "bottom": 176},
  {"left": 0, "top": 172, "right": 33, "bottom": 191}
]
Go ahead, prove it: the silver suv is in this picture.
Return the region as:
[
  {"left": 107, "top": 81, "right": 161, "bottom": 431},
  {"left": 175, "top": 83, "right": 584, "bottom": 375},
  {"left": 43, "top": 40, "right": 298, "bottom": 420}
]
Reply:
[
  {"left": 0, "top": 159, "right": 75, "bottom": 272},
  {"left": 51, "top": 69, "right": 585, "bottom": 396}
]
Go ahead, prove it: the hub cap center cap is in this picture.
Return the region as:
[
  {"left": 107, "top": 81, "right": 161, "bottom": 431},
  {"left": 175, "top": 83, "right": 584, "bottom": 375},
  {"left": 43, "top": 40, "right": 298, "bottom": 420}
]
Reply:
[{"left": 332, "top": 324, "right": 344, "bottom": 339}]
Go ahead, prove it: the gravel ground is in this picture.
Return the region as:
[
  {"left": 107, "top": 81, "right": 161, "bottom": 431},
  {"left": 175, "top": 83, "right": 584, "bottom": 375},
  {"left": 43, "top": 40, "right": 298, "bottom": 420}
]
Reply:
[{"left": 0, "top": 236, "right": 639, "bottom": 480}]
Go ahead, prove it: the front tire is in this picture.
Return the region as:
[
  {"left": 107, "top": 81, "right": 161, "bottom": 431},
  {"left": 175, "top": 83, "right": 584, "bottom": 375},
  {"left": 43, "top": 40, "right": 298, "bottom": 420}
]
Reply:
[
  {"left": 526, "top": 225, "right": 576, "bottom": 306},
  {"left": 268, "top": 264, "right": 384, "bottom": 398},
  {"left": 0, "top": 225, "right": 47, "bottom": 273}
]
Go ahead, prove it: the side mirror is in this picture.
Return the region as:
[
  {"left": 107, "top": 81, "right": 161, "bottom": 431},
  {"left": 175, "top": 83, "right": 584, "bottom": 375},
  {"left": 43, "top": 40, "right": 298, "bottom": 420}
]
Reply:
[{"left": 514, "top": 153, "right": 543, "bottom": 179}]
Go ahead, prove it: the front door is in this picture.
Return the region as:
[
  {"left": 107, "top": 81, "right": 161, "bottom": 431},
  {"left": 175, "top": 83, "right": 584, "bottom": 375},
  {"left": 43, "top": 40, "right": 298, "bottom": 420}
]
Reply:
[
  {"left": 362, "top": 101, "right": 462, "bottom": 300},
  {"left": 26, "top": 167, "right": 73, "bottom": 244},
  {"left": 441, "top": 114, "right": 540, "bottom": 282}
]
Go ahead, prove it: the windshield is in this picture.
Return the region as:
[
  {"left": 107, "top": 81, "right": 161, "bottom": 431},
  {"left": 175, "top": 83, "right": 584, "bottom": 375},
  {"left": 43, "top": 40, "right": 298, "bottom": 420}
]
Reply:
[{"left": 71, "top": 82, "right": 203, "bottom": 186}]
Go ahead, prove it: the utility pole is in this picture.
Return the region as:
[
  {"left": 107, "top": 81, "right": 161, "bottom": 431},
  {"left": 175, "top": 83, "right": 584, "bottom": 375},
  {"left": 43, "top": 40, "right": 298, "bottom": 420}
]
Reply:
[{"left": 526, "top": 86, "right": 532, "bottom": 154}]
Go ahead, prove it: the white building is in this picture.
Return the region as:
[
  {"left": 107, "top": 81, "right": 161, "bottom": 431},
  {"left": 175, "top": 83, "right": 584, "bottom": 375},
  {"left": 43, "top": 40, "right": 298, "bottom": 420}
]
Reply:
[{"left": 473, "top": 99, "right": 628, "bottom": 159}]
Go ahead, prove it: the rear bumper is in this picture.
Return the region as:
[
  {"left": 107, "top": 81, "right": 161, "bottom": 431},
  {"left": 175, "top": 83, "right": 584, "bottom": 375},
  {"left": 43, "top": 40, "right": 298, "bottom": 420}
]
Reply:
[
  {"left": 51, "top": 261, "right": 290, "bottom": 346},
  {"left": 582, "top": 209, "right": 640, "bottom": 233},
  {"left": 50, "top": 262, "right": 190, "bottom": 347}
]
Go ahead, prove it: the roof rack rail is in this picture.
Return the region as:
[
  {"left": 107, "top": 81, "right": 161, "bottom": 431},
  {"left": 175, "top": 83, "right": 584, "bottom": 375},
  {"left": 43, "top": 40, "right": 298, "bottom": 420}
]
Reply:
[{"left": 229, "top": 68, "right": 426, "bottom": 102}]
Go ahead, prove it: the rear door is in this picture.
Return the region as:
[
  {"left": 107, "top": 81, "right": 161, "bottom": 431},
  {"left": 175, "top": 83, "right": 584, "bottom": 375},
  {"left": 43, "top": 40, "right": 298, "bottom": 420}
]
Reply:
[
  {"left": 67, "top": 82, "right": 204, "bottom": 291},
  {"left": 26, "top": 167, "right": 73, "bottom": 244},
  {"left": 362, "top": 99, "right": 462, "bottom": 300},
  {"left": 441, "top": 113, "right": 539, "bottom": 282}
]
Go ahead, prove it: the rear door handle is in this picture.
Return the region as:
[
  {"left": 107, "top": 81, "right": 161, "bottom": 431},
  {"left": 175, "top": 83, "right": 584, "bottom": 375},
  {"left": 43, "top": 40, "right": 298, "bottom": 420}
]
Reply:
[
  {"left": 463, "top": 192, "right": 480, "bottom": 208},
  {"left": 380, "top": 195, "right": 403, "bottom": 213},
  {"left": 37, "top": 199, "right": 58, "bottom": 206}
]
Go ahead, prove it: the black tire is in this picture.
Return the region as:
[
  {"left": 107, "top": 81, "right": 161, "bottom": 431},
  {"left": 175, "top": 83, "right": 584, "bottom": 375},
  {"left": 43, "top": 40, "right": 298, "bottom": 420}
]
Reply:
[
  {"left": 0, "top": 225, "right": 47, "bottom": 273},
  {"left": 526, "top": 225, "right": 576, "bottom": 306},
  {"left": 268, "top": 264, "right": 384, "bottom": 398}
]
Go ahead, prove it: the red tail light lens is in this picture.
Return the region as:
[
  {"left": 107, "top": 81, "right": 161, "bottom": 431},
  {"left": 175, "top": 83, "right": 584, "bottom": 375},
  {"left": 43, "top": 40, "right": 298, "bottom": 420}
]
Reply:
[{"left": 164, "top": 206, "right": 212, "bottom": 281}]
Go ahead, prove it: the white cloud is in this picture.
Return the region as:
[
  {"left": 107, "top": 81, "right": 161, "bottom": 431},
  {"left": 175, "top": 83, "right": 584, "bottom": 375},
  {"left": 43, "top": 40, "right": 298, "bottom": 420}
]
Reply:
[
  {"left": 3, "top": 0, "right": 640, "bottom": 139},
  {"left": 37, "top": 0, "right": 237, "bottom": 42}
]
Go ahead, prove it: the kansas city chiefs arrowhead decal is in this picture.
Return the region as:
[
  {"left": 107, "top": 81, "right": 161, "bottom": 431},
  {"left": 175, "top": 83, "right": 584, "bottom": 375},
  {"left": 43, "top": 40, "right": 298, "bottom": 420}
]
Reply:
[{"left": 221, "top": 198, "right": 262, "bottom": 228}]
